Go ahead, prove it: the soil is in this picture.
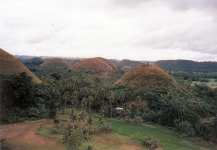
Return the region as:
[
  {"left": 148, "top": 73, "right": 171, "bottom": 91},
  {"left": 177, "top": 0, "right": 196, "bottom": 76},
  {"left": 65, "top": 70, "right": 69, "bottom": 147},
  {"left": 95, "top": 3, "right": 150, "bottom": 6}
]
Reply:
[{"left": 0, "top": 120, "right": 63, "bottom": 150}]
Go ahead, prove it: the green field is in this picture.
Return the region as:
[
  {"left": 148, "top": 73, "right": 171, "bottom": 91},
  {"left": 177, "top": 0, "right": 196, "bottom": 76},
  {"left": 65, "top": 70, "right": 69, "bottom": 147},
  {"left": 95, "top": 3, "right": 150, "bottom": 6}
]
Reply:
[
  {"left": 108, "top": 119, "right": 210, "bottom": 150},
  {"left": 37, "top": 118, "right": 214, "bottom": 150}
]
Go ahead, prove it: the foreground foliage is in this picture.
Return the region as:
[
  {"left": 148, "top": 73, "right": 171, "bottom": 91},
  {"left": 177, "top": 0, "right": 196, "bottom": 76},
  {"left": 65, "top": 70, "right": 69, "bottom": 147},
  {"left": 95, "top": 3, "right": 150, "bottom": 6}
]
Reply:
[{"left": 1, "top": 66, "right": 217, "bottom": 142}]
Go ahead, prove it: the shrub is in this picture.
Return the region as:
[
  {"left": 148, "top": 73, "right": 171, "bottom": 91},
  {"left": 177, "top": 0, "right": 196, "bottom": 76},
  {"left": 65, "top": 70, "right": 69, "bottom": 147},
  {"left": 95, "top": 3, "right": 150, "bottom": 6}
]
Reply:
[
  {"left": 133, "top": 116, "right": 143, "bottom": 124},
  {"left": 175, "top": 120, "right": 196, "bottom": 136},
  {"left": 143, "top": 137, "right": 161, "bottom": 150},
  {"left": 63, "top": 129, "right": 83, "bottom": 150},
  {"left": 96, "top": 116, "right": 112, "bottom": 133},
  {"left": 86, "top": 145, "right": 93, "bottom": 150}
]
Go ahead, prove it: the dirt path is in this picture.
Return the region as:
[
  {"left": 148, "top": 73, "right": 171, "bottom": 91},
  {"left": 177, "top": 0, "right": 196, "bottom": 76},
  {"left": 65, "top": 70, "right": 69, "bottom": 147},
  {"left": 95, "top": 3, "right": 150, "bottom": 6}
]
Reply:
[
  {"left": 0, "top": 120, "right": 145, "bottom": 150},
  {"left": 0, "top": 120, "right": 64, "bottom": 150}
]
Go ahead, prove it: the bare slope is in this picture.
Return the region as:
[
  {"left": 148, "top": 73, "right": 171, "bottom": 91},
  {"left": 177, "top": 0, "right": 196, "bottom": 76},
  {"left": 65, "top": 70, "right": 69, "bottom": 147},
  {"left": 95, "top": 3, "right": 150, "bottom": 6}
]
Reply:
[
  {"left": 0, "top": 48, "right": 41, "bottom": 83},
  {"left": 72, "top": 57, "right": 117, "bottom": 74},
  {"left": 116, "top": 64, "right": 175, "bottom": 89}
]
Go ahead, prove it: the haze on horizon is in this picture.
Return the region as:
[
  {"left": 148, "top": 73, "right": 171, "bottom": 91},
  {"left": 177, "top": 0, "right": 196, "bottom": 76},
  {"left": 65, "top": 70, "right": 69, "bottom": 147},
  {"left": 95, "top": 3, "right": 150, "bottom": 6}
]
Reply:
[{"left": 0, "top": 0, "right": 217, "bottom": 61}]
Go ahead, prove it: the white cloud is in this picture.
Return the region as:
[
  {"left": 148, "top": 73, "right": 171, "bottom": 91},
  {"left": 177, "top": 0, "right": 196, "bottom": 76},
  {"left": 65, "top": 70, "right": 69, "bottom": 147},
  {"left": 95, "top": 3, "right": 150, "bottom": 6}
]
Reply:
[{"left": 0, "top": 0, "right": 217, "bottom": 61}]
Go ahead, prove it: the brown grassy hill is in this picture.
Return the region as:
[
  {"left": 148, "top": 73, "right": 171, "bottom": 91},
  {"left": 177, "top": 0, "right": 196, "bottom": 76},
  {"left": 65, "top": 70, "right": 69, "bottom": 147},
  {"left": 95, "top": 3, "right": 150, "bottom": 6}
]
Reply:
[
  {"left": 111, "top": 59, "right": 145, "bottom": 72},
  {"left": 41, "top": 57, "right": 79, "bottom": 69},
  {"left": 41, "top": 58, "right": 68, "bottom": 68},
  {"left": 0, "top": 48, "right": 41, "bottom": 83},
  {"left": 72, "top": 57, "right": 117, "bottom": 74},
  {"left": 116, "top": 64, "right": 175, "bottom": 89}
]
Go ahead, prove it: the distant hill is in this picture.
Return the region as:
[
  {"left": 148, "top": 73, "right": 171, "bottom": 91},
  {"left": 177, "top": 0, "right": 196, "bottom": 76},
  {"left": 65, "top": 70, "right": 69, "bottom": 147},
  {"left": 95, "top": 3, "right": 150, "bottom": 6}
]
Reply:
[
  {"left": 156, "top": 60, "right": 217, "bottom": 73},
  {"left": 41, "top": 58, "right": 71, "bottom": 68},
  {"left": 72, "top": 57, "right": 117, "bottom": 74},
  {"left": 0, "top": 48, "right": 41, "bottom": 83},
  {"left": 16, "top": 55, "right": 35, "bottom": 61},
  {"left": 17, "top": 55, "right": 217, "bottom": 74},
  {"left": 116, "top": 64, "right": 175, "bottom": 89},
  {"left": 111, "top": 59, "right": 145, "bottom": 72}
]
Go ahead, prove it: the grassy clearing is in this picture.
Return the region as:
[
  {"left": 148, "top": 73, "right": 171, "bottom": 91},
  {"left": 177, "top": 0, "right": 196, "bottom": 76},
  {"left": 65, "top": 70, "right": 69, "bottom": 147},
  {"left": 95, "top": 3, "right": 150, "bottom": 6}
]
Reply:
[
  {"left": 37, "top": 126, "right": 62, "bottom": 140},
  {"left": 107, "top": 119, "right": 211, "bottom": 150},
  {"left": 81, "top": 133, "right": 144, "bottom": 150},
  {"left": 37, "top": 118, "right": 213, "bottom": 150},
  {"left": 36, "top": 120, "right": 145, "bottom": 150}
]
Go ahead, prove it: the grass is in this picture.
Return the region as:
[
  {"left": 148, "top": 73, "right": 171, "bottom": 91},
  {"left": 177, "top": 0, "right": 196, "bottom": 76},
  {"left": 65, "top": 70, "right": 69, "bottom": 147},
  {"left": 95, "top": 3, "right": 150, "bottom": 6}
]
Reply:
[
  {"left": 107, "top": 119, "right": 210, "bottom": 150},
  {"left": 37, "top": 117, "right": 213, "bottom": 150},
  {"left": 37, "top": 126, "right": 62, "bottom": 140},
  {"left": 36, "top": 120, "right": 144, "bottom": 150},
  {"left": 81, "top": 133, "right": 144, "bottom": 150}
]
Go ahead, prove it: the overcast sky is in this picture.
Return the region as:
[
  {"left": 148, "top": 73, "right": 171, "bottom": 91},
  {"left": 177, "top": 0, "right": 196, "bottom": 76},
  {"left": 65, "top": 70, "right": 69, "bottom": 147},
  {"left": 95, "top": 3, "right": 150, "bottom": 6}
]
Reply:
[{"left": 0, "top": 0, "right": 217, "bottom": 61}]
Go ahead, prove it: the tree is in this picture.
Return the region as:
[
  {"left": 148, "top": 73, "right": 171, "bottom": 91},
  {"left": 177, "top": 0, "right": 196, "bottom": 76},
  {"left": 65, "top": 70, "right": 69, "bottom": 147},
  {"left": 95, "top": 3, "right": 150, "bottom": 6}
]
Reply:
[
  {"left": 51, "top": 73, "right": 61, "bottom": 80},
  {"left": 10, "top": 72, "right": 34, "bottom": 109}
]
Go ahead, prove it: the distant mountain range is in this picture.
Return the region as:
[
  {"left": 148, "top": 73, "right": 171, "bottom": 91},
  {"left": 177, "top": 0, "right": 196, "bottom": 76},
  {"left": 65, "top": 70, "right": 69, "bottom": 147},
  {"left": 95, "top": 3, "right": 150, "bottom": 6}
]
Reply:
[
  {"left": 156, "top": 60, "right": 217, "bottom": 73},
  {"left": 17, "top": 55, "right": 217, "bottom": 73}
]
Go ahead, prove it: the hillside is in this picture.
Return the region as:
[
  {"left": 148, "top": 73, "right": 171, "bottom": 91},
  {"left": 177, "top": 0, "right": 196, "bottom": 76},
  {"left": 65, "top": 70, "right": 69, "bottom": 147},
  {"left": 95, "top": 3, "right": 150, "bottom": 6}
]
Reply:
[
  {"left": 72, "top": 57, "right": 117, "bottom": 74},
  {"left": 157, "top": 60, "right": 217, "bottom": 73},
  {"left": 116, "top": 64, "right": 175, "bottom": 89},
  {"left": 111, "top": 59, "right": 145, "bottom": 72},
  {"left": 0, "top": 48, "right": 41, "bottom": 83},
  {"left": 41, "top": 57, "right": 78, "bottom": 68}
]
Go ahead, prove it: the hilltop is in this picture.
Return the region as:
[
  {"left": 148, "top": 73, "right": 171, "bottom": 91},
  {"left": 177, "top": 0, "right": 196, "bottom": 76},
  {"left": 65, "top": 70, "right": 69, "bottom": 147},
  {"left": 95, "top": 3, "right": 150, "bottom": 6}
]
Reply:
[
  {"left": 116, "top": 64, "right": 175, "bottom": 89},
  {"left": 72, "top": 57, "right": 117, "bottom": 74},
  {"left": 0, "top": 48, "right": 41, "bottom": 83}
]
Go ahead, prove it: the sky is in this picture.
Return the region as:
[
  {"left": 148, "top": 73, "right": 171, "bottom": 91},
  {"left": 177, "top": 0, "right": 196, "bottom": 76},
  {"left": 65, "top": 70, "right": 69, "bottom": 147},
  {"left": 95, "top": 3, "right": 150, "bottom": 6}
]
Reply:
[{"left": 0, "top": 0, "right": 217, "bottom": 61}]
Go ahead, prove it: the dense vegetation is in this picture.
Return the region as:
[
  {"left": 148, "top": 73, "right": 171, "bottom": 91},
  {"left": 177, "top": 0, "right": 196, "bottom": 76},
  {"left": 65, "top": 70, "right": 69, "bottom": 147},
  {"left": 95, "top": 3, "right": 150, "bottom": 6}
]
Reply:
[
  {"left": 1, "top": 56, "right": 217, "bottom": 150},
  {"left": 0, "top": 73, "right": 59, "bottom": 123},
  {"left": 2, "top": 74, "right": 217, "bottom": 142}
]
